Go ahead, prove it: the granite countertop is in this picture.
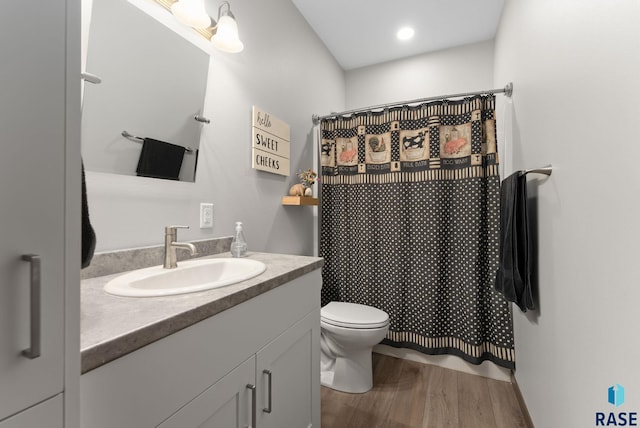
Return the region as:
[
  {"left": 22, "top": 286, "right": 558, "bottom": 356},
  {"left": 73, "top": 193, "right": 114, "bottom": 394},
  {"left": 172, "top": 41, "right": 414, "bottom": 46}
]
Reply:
[{"left": 81, "top": 251, "right": 323, "bottom": 374}]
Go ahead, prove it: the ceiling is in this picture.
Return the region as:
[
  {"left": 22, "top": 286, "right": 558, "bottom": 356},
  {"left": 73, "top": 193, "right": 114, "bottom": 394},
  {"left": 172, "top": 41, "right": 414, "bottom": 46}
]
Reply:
[{"left": 291, "top": 0, "right": 505, "bottom": 71}]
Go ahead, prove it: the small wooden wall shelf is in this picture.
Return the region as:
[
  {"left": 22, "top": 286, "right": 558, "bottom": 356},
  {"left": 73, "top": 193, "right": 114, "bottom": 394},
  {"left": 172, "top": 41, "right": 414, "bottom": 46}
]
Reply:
[{"left": 282, "top": 196, "right": 319, "bottom": 206}]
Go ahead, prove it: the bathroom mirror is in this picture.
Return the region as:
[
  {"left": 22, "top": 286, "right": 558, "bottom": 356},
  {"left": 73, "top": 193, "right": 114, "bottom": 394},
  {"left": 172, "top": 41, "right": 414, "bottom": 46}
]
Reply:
[{"left": 82, "top": 0, "right": 209, "bottom": 182}]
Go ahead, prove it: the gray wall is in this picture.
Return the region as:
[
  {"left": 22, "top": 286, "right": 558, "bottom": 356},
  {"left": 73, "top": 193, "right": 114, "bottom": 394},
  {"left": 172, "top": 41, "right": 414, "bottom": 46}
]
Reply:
[
  {"left": 86, "top": 0, "right": 344, "bottom": 254},
  {"left": 345, "top": 40, "right": 494, "bottom": 109},
  {"left": 494, "top": 0, "right": 640, "bottom": 426}
]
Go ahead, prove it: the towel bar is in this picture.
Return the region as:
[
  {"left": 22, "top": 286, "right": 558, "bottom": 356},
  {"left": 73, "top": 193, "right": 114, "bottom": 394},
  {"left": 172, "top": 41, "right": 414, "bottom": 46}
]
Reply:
[
  {"left": 522, "top": 165, "right": 552, "bottom": 176},
  {"left": 121, "top": 130, "right": 194, "bottom": 153}
]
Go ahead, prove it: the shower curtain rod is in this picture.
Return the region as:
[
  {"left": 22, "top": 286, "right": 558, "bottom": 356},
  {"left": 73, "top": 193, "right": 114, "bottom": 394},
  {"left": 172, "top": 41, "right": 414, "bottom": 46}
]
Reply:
[{"left": 312, "top": 82, "right": 513, "bottom": 124}]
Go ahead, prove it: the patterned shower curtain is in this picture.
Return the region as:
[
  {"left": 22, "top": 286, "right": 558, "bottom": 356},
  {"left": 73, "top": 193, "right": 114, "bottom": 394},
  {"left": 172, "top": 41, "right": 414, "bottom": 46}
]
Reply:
[{"left": 319, "top": 95, "right": 515, "bottom": 369}]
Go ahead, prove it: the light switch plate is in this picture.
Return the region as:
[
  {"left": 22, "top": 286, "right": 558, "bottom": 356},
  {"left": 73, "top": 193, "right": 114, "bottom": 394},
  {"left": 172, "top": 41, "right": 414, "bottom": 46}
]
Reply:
[{"left": 200, "top": 203, "right": 213, "bottom": 228}]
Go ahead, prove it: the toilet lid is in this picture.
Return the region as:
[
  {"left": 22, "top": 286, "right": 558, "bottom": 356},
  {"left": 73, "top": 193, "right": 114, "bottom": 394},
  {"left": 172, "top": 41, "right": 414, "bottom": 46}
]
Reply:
[{"left": 321, "top": 302, "right": 389, "bottom": 329}]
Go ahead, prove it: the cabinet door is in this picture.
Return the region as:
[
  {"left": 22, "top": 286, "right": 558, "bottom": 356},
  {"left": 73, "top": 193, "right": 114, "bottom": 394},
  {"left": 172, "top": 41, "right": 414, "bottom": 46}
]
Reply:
[
  {"left": 0, "top": 1, "right": 66, "bottom": 422},
  {"left": 257, "top": 309, "right": 320, "bottom": 428},
  {"left": 158, "top": 356, "right": 256, "bottom": 428},
  {"left": 0, "top": 394, "right": 63, "bottom": 428}
]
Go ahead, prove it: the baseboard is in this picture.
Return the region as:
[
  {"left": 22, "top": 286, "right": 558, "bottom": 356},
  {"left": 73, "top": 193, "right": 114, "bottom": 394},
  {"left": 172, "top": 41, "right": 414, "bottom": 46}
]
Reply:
[{"left": 510, "top": 371, "right": 535, "bottom": 428}]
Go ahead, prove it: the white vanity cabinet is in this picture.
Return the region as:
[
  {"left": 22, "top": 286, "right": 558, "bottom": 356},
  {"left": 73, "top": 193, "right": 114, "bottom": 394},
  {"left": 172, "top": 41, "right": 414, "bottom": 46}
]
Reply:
[
  {"left": 256, "top": 310, "right": 318, "bottom": 428},
  {"left": 157, "top": 356, "right": 256, "bottom": 428},
  {"left": 0, "top": 395, "right": 63, "bottom": 428},
  {"left": 0, "top": 0, "right": 79, "bottom": 426},
  {"left": 80, "top": 269, "right": 321, "bottom": 428},
  {"left": 158, "top": 309, "right": 319, "bottom": 428}
]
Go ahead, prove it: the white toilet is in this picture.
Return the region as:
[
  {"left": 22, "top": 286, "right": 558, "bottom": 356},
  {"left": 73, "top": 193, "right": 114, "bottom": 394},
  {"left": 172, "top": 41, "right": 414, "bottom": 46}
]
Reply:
[{"left": 320, "top": 302, "right": 390, "bottom": 393}]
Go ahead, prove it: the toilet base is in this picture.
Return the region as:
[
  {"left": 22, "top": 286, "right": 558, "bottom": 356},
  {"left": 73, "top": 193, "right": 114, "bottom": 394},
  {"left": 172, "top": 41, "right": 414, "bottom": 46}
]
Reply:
[{"left": 320, "top": 348, "right": 373, "bottom": 394}]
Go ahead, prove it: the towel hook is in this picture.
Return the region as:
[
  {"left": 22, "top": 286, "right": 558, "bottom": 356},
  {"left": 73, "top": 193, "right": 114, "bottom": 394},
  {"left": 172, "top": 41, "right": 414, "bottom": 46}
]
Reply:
[
  {"left": 81, "top": 72, "right": 102, "bottom": 84},
  {"left": 194, "top": 115, "right": 210, "bottom": 124}
]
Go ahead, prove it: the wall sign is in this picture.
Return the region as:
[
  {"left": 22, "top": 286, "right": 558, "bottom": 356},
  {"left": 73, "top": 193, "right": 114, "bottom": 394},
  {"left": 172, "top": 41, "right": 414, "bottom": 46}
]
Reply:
[{"left": 252, "top": 106, "right": 290, "bottom": 176}]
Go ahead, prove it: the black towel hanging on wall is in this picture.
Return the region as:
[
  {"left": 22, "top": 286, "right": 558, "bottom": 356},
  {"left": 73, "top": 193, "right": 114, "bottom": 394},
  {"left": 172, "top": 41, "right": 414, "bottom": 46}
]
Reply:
[
  {"left": 136, "top": 138, "right": 186, "bottom": 180},
  {"left": 81, "top": 161, "right": 96, "bottom": 268},
  {"left": 494, "top": 171, "right": 534, "bottom": 312}
]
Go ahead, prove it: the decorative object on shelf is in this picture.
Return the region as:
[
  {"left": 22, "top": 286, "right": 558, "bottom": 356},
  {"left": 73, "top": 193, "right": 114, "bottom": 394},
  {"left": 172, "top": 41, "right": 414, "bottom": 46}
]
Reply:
[
  {"left": 288, "top": 168, "right": 318, "bottom": 196},
  {"left": 283, "top": 168, "right": 319, "bottom": 206},
  {"left": 289, "top": 183, "right": 305, "bottom": 196},
  {"left": 298, "top": 168, "right": 318, "bottom": 194}
]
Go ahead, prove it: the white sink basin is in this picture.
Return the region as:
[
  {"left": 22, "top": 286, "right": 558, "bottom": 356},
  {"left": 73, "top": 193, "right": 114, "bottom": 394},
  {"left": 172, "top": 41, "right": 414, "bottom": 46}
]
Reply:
[{"left": 104, "top": 258, "right": 266, "bottom": 297}]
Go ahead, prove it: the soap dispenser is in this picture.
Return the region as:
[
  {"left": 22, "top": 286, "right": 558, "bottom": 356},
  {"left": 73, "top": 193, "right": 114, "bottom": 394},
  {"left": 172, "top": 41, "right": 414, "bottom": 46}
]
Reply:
[{"left": 230, "top": 221, "right": 248, "bottom": 257}]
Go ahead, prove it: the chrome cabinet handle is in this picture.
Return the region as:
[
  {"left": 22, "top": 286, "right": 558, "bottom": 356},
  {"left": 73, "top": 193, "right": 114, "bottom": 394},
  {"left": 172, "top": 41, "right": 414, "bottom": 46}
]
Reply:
[
  {"left": 246, "top": 384, "right": 256, "bottom": 428},
  {"left": 263, "top": 370, "right": 272, "bottom": 413},
  {"left": 21, "top": 254, "right": 41, "bottom": 359}
]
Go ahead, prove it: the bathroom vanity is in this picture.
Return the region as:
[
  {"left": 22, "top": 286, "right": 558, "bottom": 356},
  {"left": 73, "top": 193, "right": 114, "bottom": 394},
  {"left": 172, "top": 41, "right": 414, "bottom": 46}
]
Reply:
[{"left": 80, "top": 250, "right": 322, "bottom": 427}]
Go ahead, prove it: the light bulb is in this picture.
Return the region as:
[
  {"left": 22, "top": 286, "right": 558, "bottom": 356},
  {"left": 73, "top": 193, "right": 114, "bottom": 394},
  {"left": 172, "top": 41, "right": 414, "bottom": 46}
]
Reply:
[
  {"left": 171, "top": 0, "right": 211, "bottom": 29},
  {"left": 211, "top": 15, "right": 244, "bottom": 53}
]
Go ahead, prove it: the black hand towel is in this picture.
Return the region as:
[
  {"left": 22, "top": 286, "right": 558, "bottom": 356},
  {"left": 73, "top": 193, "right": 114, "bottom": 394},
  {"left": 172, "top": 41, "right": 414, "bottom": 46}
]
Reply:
[
  {"left": 82, "top": 161, "right": 96, "bottom": 269},
  {"left": 494, "top": 171, "right": 534, "bottom": 312},
  {"left": 136, "top": 138, "right": 186, "bottom": 180}
]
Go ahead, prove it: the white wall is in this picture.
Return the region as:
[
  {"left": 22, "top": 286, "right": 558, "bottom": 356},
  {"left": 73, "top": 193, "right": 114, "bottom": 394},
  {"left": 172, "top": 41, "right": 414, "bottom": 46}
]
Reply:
[
  {"left": 86, "top": 0, "right": 344, "bottom": 254},
  {"left": 345, "top": 40, "right": 494, "bottom": 109},
  {"left": 494, "top": 1, "right": 640, "bottom": 426}
]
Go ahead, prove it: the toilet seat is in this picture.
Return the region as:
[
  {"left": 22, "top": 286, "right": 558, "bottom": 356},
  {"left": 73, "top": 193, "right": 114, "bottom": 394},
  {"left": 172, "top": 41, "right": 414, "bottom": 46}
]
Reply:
[{"left": 321, "top": 302, "right": 389, "bottom": 329}]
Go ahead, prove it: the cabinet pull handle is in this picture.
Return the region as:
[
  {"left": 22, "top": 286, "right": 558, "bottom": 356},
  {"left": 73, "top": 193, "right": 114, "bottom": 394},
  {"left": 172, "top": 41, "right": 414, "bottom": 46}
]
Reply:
[
  {"left": 263, "top": 370, "right": 272, "bottom": 413},
  {"left": 21, "top": 254, "right": 41, "bottom": 359},
  {"left": 246, "top": 384, "right": 256, "bottom": 428}
]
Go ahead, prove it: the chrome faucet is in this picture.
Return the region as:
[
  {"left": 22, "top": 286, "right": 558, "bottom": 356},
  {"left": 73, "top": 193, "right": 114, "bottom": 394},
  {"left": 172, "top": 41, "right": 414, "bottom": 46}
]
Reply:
[{"left": 163, "top": 226, "right": 197, "bottom": 269}]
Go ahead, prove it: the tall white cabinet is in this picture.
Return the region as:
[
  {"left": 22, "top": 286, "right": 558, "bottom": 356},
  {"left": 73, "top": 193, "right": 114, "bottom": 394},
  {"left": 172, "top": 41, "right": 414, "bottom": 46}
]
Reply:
[{"left": 0, "top": 1, "right": 80, "bottom": 427}]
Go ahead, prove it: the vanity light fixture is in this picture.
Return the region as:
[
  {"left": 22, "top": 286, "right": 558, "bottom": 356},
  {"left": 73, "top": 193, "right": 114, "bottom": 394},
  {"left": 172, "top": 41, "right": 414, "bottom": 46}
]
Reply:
[
  {"left": 170, "top": 0, "right": 211, "bottom": 29},
  {"left": 210, "top": 1, "right": 244, "bottom": 53},
  {"left": 165, "top": 0, "right": 243, "bottom": 53}
]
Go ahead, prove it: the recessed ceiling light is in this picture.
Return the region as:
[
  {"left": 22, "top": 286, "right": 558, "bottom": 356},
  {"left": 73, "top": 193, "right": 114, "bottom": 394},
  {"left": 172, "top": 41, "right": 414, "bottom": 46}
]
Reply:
[{"left": 396, "top": 27, "right": 415, "bottom": 41}]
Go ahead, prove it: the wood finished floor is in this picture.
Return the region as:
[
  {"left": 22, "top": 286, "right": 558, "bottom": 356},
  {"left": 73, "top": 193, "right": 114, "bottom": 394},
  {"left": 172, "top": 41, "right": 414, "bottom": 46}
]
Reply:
[{"left": 321, "top": 353, "right": 527, "bottom": 428}]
